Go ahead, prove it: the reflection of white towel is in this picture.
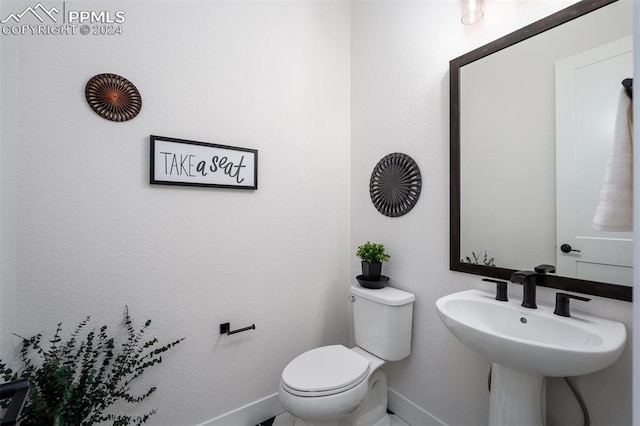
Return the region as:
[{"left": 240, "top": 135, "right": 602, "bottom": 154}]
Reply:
[{"left": 592, "top": 89, "right": 633, "bottom": 231}]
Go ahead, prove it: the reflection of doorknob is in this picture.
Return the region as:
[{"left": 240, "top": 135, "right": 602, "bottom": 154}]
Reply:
[{"left": 560, "top": 244, "right": 581, "bottom": 253}]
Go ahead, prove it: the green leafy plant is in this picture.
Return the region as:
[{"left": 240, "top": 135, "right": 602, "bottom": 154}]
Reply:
[
  {"left": 461, "top": 250, "right": 495, "bottom": 267},
  {"left": 356, "top": 241, "right": 390, "bottom": 263},
  {"left": 0, "top": 307, "right": 184, "bottom": 426}
]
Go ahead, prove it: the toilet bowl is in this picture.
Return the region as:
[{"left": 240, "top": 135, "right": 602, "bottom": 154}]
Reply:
[
  {"left": 278, "top": 346, "right": 388, "bottom": 426},
  {"left": 277, "top": 285, "right": 415, "bottom": 426}
]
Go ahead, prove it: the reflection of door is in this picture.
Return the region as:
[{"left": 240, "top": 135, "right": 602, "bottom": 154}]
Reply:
[{"left": 555, "top": 36, "right": 633, "bottom": 286}]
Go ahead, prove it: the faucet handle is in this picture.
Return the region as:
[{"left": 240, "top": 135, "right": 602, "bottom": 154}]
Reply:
[
  {"left": 534, "top": 264, "right": 556, "bottom": 274},
  {"left": 481, "top": 278, "right": 508, "bottom": 301},
  {"left": 554, "top": 292, "right": 591, "bottom": 317}
]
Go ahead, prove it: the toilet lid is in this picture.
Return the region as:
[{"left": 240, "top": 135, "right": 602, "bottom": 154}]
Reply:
[{"left": 281, "top": 345, "right": 370, "bottom": 395}]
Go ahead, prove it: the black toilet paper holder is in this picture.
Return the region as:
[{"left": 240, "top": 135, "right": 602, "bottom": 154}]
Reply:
[{"left": 220, "top": 322, "right": 256, "bottom": 335}]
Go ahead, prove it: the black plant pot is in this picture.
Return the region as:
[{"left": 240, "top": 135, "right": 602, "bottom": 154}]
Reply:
[{"left": 361, "top": 261, "right": 382, "bottom": 282}]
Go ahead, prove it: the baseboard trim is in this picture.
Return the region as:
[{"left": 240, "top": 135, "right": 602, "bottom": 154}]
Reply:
[
  {"left": 387, "top": 387, "right": 447, "bottom": 426},
  {"left": 196, "top": 393, "right": 285, "bottom": 426},
  {"left": 197, "top": 388, "right": 444, "bottom": 426}
]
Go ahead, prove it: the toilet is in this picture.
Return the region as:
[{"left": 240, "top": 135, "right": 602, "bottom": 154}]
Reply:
[{"left": 276, "top": 284, "right": 415, "bottom": 426}]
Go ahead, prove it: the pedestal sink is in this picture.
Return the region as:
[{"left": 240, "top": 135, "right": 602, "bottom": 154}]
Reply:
[{"left": 436, "top": 289, "right": 626, "bottom": 426}]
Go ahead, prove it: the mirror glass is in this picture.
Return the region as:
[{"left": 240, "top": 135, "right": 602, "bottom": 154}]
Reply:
[{"left": 451, "top": 0, "right": 633, "bottom": 301}]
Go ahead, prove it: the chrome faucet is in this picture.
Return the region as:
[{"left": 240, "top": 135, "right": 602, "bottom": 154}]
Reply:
[{"left": 510, "top": 264, "right": 556, "bottom": 309}]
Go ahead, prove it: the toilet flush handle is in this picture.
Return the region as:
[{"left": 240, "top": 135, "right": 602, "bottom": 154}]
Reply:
[{"left": 349, "top": 295, "right": 356, "bottom": 302}]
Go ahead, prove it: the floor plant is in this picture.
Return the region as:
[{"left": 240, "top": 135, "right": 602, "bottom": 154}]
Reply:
[{"left": 0, "top": 306, "right": 183, "bottom": 426}]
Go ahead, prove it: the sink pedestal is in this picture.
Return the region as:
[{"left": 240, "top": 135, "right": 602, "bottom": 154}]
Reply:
[{"left": 489, "top": 363, "right": 545, "bottom": 426}]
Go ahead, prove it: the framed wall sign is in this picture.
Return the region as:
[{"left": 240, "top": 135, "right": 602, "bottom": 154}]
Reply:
[{"left": 150, "top": 135, "right": 258, "bottom": 190}]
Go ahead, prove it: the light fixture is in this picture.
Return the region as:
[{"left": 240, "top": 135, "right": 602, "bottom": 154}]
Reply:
[{"left": 461, "top": 0, "right": 484, "bottom": 25}]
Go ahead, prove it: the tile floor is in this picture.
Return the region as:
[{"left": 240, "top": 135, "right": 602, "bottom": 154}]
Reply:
[
  {"left": 256, "top": 417, "right": 275, "bottom": 426},
  {"left": 257, "top": 411, "right": 410, "bottom": 426}
]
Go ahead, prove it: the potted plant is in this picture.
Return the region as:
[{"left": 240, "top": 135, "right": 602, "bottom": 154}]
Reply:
[{"left": 356, "top": 242, "right": 390, "bottom": 286}]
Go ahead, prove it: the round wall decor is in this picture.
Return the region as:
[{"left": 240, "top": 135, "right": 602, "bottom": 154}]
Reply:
[
  {"left": 85, "top": 73, "right": 142, "bottom": 122},
  {"left": 369, "top": 153, "right": 422, "bottom": 217}
]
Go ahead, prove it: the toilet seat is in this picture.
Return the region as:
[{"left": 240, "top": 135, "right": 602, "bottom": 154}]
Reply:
[{"left": 281, "top": 345, "right": 370, "bottom": 397}]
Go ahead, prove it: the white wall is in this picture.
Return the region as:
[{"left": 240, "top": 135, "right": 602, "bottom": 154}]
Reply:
[
  {"left": 0, "top": 1, "right": 351, "bottom": 424},
  {"left": 1, "top": 1, "right": 635, "bottom": 425},
  {"left": 633, "top": 1, "right": 639, "bottom": 424},
  {"left": 351, "top": 1, "right": 632, "bottom": 425},
  {"left": 0, "top": 29, "right": 18, "bottom": 375}
]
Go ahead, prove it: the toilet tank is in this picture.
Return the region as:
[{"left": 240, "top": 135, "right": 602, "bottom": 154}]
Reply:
[{"left": 350, "top": 284, "right": 415, "bottom": 361}]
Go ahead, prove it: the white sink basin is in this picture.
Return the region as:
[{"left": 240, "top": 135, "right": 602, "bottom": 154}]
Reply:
[{"left": 436, "top": 289, "right": 626, "bottom": 377}]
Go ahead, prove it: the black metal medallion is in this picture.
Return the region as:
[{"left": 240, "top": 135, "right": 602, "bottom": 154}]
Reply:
[{"left": 369, "top": 153, "right": 421, "bottom": 217}]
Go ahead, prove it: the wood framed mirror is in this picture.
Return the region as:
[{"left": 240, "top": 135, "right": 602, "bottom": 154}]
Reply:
[{"left": 450, "top": 0, "right": 633, "bottom": 302}]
